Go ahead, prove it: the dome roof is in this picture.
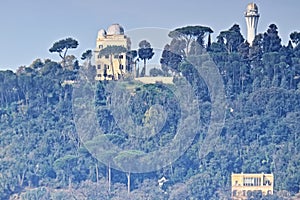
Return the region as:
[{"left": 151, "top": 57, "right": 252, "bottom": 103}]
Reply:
[
  {"left": 107, "top": 24, "right": 124, "bottom": 35},
  {"left": 98, "top": 29, "right": 107, "bottom": 38},
  {"left": 247, "top": 2, "right": 258, "bottom": 12}
]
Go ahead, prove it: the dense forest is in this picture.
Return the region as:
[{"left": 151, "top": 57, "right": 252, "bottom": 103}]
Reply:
[{"left": 0, "top": 23, "right": 300, "bottom": 200}]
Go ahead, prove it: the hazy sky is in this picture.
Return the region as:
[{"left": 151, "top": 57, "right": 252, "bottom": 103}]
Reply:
[{"left": 0, "top": 0, "right": 299, "bottom": 71}]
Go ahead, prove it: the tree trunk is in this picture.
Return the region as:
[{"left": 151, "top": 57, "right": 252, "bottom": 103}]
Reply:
[
  {"left": 110, "top": 55, "right": 115, "bottom": 80},
  {"left": 186, "top": 38, "right": 191, "bottom": 56},
  {"left": 143, "top": 59, "right": 146, "bottom": 77},
  {"left": 18, "top": 168, "right": 27, "bottom": 187},
  {"left": 134, "top": 61, "right": 137, "bottom": 78},
  {"left": 118, "top": 57, "right": 123, "bottom": 78},
  {"left": 96, "top": 163, "right": 99, "bottom": 185},
  {"left": 170, "top": 162, "right": 174, "bottom": 177},
  {"left": 68, "top": 176, "right": 72, "bottom": 191},
  {"left": 108, "top": 163, "right": 111, "bottom": 193},
  {"left": 127, "top": 172, "right": 131, "bottom": 194}
]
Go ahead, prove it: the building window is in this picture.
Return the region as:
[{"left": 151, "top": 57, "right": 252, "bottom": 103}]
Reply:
[
  {"left": 264, "top": 179, "right": 271, "bottom": 186},
  {"left": 119, "top": 55, "right": 123, "bottom": 59},
  {"left": 99, "top": 45, "right": 103, "bottom": 49},
  {"left": 253, "top": 178, "right": 261, "bottom": 186},
  {"left": 97, "top": 65, "right": 101, "bottom": 69},
  {"left": 243, "top": 177, "right": 256, "bottom": 186},
  {"left": 232, "top": 190, "right": 237, "bottom": 197},
  {"left": 105, "top": 55, "right": 109, "bottom": 59},
  {"left": 97, "top": 74, "right": 101, "bottom": 77}
]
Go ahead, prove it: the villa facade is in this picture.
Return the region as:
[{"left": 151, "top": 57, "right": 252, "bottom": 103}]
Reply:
[
  {"left": 231, "top": 173, "right": 274, "bottom": 199},
  {"left": 94, "top": 24, "right": 131, "bottom": 80}
]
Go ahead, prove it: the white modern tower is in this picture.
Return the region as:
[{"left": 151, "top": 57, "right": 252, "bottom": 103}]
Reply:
[{"left": 245, "top": 3, "right": 260, "bottom": 45}]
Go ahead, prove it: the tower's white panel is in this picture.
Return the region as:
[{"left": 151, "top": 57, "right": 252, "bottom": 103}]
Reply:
[{"left": 245, "top": 3, "right": 260, "bottom": 45}]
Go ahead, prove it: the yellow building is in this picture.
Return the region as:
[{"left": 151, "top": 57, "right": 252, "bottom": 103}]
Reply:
[
  {"left": 231, "top": 173, "right": 274, "bottom": 199},
  {"left": 94, "top": 24, "right": 131, "bottom": 80}
]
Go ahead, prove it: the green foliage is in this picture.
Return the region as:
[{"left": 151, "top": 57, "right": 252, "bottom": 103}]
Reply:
[
  {"left": 126, "top": 50, "right": 138, "bottom": 73},
  {"left": 99, "top": 45, "right": 127, "bottom": 57},
  {"left": 169, "top": 25, "right": 213, "bottom": 55},
  {"left": 81, "top": 49, "right": 93, "bottom": 68},
  {"left": 49, "top": 37, "right": 79, "bottom": 67},
  {"left": 149, "top": 68, "right": 164, "bottom": 76},
  {"left": 81, "top": 49, "right": 92, "bottom": 61},
  {"left": 138, "top": 40, "right": 154, "bottom": 77},
  {"left": 263, "top": 24, "right": 282, "bottom": 53},
  {"left": 160, "top": 42, "right": 183, "bottom": 73},
  {"left": 1, "top": 22, "right": 300, "bottom": 199},
  {"left": 290, "top": 32, "right": 300, "bottom": 46},
  {"left": 219, "top": 24, "right": 245, "bottom": 53}
]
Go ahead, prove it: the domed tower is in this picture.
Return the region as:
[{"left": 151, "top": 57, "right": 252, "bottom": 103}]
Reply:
[
  {"left": 94, "top": 24, "right": 131, "bottom": 80},
  {"left": 97, "top": 29, "right": 107, "bottom": 39},
  {"left": 107, "top": 23, "right": 124, "bottom": 35},
  {"left": 245, "top": 3, "right": 260, "bottom": 45}
]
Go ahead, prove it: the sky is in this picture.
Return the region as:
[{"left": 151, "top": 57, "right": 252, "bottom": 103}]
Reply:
[{"left": 0, "top": 0, "right": 299, "bottom": 71}]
